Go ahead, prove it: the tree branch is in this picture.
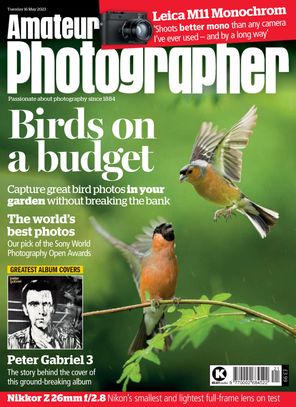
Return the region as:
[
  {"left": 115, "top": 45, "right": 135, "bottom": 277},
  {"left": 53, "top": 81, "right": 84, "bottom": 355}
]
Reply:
[{"left": 83, "top": 299, "right": 296, "bottom": 337}]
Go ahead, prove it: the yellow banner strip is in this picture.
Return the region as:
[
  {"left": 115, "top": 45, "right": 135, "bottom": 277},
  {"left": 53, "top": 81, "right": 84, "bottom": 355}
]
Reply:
[{"left": 7, "top": 265, "right": 84, "bottom": 274}]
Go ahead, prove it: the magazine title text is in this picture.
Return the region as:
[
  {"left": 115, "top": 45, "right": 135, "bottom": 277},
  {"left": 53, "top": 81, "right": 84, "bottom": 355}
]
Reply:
[{"left": 7, "top": 15, "right": 289, "bottom": 95}]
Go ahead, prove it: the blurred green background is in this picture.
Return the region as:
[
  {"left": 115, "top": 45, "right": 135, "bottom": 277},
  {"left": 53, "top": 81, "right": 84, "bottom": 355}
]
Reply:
[{"left": 1, "top": 42, "right": 296, "bottom": 391}]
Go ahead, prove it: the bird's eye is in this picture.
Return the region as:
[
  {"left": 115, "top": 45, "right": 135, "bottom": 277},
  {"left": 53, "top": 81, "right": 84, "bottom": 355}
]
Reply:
[{"left": 188, "top": 169, "right": 193, "bottom": 174}]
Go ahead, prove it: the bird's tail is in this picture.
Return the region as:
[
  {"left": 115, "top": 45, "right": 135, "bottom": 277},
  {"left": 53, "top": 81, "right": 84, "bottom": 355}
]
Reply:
[
  {"left": 128, "top": 315, "right": 172, "bottom": 355},
  {"left": 238, "top": 199, "right": 279, "bottom": 238}
]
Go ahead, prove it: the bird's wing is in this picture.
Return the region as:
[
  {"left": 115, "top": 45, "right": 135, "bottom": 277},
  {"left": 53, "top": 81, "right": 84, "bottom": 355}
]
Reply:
[
  {"left": 211, "top": 106, "right": 257, "bottom": 182},
  {"left": 190, "top": 121, "right": 225, "bottom": 163},
  {"left": 90, "top": 217, "right": 142, "bottom": 290},
  {"left": 131, "top": 217, "right": 167, "bottom": 254}
]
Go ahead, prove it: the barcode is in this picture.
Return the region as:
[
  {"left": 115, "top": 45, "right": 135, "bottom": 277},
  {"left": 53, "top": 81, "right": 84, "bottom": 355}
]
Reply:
[
  {"left": 210, "top": 365, "right": 287, "bottom": 386},
  {"left": 271, "top": 369, "right": 281, "bottom": 383},
  {"left": 233, "top": 366, "right": 280, "bottom": 382}
]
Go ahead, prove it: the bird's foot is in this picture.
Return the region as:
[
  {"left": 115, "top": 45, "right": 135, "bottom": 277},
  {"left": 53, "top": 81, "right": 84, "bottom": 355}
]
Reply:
[
  {"left": 213, "top": 208, "right": 227, "bottom": 221},
  {"left": 213, "top": 207, "right": 236, "bottom": 222},
  {"left": 172, "top": 296, "right": 181, "bottom": 307},
  {"left": 224, "top": 207, "right": 236, "bottom": 222},
  {"left": 150, "top": 298, "right": 161, "bottom": 311}
]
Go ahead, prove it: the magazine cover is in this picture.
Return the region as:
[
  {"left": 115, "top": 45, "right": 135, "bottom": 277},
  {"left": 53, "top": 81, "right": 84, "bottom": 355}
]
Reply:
[{"left": 1, "top": 0, "right": 296, "bottom": 405}]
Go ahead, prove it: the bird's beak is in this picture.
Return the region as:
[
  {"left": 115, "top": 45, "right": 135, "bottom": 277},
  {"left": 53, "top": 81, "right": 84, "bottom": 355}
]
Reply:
[
  {"left": 179, "top": 173, "right": 187, "bottom": 182},
  {"left": 164, "top": 223, "right": 173, "bottom": 234},
  {"left": 163, "top": 223, "right": 175, "bottom": 241},
  {"left": 179, "top": 166, "right": 188, "bottom": 182}
]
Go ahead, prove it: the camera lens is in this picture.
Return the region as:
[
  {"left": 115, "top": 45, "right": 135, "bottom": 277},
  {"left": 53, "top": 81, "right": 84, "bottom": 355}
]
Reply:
[
  {"left": 135, "top": 21, "right": 152, "bottom": 41},
  {"left": 122, "top": 19, "right": 153, "bottom": 43}
]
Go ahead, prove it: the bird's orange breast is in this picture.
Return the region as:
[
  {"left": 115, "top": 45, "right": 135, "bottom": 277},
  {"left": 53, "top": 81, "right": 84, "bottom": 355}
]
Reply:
[
  {"left": 190, "top": 165, "right": 241, "bottom": 206},
  {"left": 140, "top": 249, "right": 178, "bottom": 303}
]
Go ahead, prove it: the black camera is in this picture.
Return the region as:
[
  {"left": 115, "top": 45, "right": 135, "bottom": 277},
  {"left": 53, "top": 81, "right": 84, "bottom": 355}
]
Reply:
[{"left": 101, "top": 11, "right": 153, "bottom": 45}]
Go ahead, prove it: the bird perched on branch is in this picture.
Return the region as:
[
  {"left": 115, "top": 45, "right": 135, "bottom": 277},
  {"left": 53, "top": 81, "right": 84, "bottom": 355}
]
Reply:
[
  {"left": 179, "top": 106, "right": 279, "bottom": 238},
  {"left": 90, "top": 218, "right": 178, "bottom": 354}
]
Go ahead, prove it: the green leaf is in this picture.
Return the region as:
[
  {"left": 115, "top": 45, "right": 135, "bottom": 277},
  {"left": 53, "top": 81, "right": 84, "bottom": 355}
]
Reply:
[
  {"left": 190, "top": 324, "right": 212, "bottom": 348},
  {"left": 214, "top": 315, "right": 239, "bottom": 332},
  {"left": 117, "top": 361, "right": 142, "bottom": 391},
  {"left": 123, "top": 350, "right": 143, "bottom": 367},
  {"left": 142, "top": 351, "right": 161, "bottom": 365},
  {"left": 118, "top": 295, "right": 296, "bottom": 391},
  {"left": 252, "top": 322, "right": 274, "bottom": 340},
  {"left": 144, "top": 291, "right": 151, "bottom": 301},
  {"left": 173, "top": 308, "right": 196, "bottom": 327},
  {"left": 130, "top": 364, "right": 141, "bottom": 383},
  {"left": 147, "top": 333, "right": 165, "bottom": 350},
  {"left": 253, "top": 306, "right": 296, "bottom": 326},
  {"left": 167, "top": 305, "right": 176, "bottom": 313},
  {"left": 212, "top": 292, "right": 232, "bottom": 302},
  {"left": 117, "top": 362, "right": 137, "bottom": 384},
  {"left": 280, "top": 314, "right": 296, "bottom": 326},
  {"left": 171, "top": 324, "right": 193, "bottom": 350},
  {"left": 178, "top": 308, "right": 196, "bottom": 316},
  {"left": 195, "top": 295, "right": 211, "bottom": 315},
  {"left": 212, "top": 306, "right": 239, "bottom": 315}
]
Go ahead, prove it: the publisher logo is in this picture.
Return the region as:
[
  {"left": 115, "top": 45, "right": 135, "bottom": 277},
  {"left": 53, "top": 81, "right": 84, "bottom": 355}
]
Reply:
[{"left": 212, "top": 367, "right": 227, "bottom": 381}]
